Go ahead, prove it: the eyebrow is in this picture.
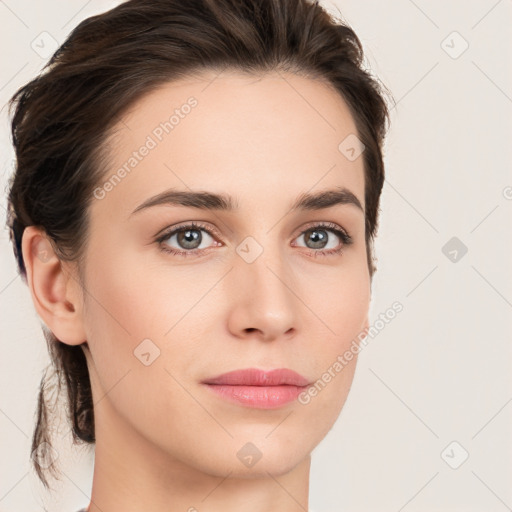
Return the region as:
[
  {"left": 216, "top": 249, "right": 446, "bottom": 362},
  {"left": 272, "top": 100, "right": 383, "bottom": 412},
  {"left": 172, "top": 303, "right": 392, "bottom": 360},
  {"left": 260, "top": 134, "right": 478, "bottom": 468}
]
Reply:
[{"left": 130, "top": 186, "right": 364, "bottom": 217}]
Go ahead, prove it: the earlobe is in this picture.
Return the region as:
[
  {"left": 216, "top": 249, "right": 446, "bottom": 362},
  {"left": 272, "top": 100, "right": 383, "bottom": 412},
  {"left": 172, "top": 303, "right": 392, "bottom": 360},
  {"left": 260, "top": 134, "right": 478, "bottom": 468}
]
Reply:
[{"left": 21, "top": 226, "right": 86, "bottom": 346}]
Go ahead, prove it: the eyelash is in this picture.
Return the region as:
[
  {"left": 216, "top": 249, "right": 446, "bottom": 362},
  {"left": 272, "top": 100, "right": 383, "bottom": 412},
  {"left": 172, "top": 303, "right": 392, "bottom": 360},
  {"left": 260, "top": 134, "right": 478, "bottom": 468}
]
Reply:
[{"left": 155, "top": 221, "right": 353, "bottom": 258}]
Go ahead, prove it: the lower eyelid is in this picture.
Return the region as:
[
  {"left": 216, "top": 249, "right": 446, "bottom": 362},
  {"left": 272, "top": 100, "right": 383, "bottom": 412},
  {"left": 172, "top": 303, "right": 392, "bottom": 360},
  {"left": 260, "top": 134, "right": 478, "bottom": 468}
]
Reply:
[{"left": 157, "top": 223, "right": 351, "bottom": 255}]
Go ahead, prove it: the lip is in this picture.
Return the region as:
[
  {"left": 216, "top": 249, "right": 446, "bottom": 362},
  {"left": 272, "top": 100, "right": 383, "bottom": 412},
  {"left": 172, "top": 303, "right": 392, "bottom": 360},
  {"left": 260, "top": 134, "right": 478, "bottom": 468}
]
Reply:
[
  {"left": 202, "top": 368, "right": 311, "bottom": 409},
  {"left": 203, "top": 368, "right": 310, "bottom": 386}
]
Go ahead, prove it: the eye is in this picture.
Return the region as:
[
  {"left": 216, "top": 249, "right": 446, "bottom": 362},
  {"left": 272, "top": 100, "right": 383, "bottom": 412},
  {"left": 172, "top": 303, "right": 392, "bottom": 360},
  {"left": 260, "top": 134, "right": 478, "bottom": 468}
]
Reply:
[
  {"left": 155, "top": 221, "right": 352, "bottom": 258},
  {"left": 156, "top": 222, "right": 221, "bottom": 257},
  {"left": 293, "top": 222, "right": 352, "bottom": 257}
]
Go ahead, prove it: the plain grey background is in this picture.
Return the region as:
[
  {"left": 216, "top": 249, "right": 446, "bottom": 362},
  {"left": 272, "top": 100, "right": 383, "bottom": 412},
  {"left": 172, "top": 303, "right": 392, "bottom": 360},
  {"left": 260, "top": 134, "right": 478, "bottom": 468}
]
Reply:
[{"left": 1, "top": 1, "right": 511, "bottom": 511}]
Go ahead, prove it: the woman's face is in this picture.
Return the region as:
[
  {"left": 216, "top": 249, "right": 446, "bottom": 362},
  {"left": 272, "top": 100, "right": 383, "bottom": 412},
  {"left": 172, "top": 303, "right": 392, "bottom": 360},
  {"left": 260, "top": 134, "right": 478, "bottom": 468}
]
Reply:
[{"left": 79, "top": 70, "right": 370, "bottom": 477}]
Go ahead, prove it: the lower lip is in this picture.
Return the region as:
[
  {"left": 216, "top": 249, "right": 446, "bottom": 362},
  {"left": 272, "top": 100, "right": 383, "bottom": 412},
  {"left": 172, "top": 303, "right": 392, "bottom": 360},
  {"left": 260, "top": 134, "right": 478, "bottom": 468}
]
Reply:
[{"left": 203, "top": 384, "right": 307, "bottom": 409}]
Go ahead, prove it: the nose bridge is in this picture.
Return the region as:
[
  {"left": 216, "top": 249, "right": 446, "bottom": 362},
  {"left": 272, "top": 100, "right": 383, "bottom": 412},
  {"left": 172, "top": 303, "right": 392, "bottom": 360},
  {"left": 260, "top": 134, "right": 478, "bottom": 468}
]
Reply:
[
  {"left": 249, "top": 245, "right": 290, "bottom": 302},
  {"left": 230, "top": 233, "right": 298, "bottom": 338}
]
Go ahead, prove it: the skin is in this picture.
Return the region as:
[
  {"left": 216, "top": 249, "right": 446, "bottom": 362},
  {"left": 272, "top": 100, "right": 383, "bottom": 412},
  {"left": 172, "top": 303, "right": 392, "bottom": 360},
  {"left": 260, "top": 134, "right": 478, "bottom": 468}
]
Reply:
[{"left": 22, "top": 70, "right": 371, "bottom": 512}]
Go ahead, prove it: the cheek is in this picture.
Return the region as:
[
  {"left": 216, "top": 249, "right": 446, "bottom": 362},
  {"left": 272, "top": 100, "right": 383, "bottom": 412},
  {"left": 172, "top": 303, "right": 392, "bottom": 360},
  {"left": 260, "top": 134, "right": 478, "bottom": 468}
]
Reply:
[
  {"left": 299, "top": 259, "right": 370, "bottom": 414},
  {"left": 81, "top": 245, "right": 218, "bottom": 378},
  {"left": 80, "top": 246, "right": 159, "bottom": 385},
  {"left": 304, "top": 254, "right": 370, "bottom": 345},
  {"left": 80, "top": 250, "right": 197, "bottom": 429}
]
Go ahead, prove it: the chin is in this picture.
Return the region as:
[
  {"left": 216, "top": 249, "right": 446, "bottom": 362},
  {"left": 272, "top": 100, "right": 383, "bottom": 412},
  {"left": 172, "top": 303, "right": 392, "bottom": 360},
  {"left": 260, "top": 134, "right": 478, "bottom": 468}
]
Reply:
[{"left": 220, "top": 434, "right": 313, "bottom": 478}]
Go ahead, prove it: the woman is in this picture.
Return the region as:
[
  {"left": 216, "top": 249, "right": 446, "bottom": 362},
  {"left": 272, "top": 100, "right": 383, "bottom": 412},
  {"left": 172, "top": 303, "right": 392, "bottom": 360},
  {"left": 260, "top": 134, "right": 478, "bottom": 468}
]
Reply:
[{"left": 5, "top": 0, "right": 391, "bottom": 510}]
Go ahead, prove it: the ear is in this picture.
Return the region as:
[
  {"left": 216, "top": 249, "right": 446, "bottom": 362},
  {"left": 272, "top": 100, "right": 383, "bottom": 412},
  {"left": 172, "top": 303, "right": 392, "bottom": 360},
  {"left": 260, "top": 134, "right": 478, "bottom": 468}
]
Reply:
[{"left": 21, "top": 226, "right": 86, "bottom": 346}]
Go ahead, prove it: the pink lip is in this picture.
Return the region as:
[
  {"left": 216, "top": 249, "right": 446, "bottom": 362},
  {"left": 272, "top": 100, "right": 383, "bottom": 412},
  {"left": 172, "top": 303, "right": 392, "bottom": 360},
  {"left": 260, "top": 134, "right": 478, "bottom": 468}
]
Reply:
[{"left": 202, "top": 368, "right": 310, "bottom": 409}]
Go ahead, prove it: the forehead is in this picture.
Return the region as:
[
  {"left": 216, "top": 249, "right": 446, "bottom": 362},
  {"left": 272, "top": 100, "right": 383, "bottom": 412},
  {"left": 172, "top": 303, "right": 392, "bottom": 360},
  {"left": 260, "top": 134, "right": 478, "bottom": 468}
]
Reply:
[{"left": 94, "top": 69, "right": 365, "bottom": 219}]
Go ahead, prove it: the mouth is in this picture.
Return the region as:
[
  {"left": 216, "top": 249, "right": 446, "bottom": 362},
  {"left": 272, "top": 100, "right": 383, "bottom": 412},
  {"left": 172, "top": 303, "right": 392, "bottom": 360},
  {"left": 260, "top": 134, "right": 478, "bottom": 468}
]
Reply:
[{"left": 201, "top": 367, "right": 311, "bottom": 409}]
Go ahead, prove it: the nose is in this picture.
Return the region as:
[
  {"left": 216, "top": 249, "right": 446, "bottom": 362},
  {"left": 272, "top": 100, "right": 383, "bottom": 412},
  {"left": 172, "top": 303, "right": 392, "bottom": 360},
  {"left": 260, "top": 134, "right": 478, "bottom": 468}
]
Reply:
[{"left": 226, "top": 247, "right": 299, "bottom": 342}]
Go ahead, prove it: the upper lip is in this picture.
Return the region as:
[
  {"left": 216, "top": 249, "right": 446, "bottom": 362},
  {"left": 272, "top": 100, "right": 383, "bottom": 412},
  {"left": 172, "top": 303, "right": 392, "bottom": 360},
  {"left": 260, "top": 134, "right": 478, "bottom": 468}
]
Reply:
[{"left": 202, "top": 368, "right": 310, "bottom": 387}]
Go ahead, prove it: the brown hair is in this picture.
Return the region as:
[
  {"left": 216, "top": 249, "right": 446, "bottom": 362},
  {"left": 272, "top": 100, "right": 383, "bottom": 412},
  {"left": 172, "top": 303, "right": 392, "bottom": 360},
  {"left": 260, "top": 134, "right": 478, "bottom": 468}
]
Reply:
[{"left": 5, "top": 0, "right": 392, "bottom": 489}]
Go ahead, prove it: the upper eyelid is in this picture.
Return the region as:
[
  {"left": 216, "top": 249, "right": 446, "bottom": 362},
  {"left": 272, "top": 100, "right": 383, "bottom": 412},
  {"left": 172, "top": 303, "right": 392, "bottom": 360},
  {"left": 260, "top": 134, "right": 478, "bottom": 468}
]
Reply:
[
  {"left": 157, "top": 221, "right": 350, "bottom": 245},
  {"left": 156, "top": 221, "right": 220, "bottom": 241}
]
